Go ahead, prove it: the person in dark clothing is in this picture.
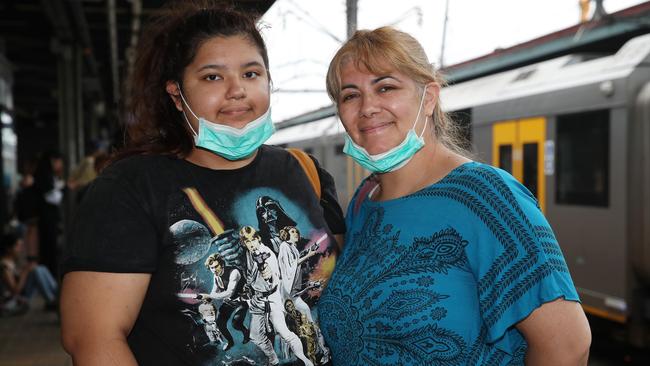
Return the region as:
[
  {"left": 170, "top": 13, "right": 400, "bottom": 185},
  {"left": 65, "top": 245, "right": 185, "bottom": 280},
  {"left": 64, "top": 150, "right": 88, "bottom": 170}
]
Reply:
[
  {"left": 12, "top": 157, "right": 40, "bottom": 262},
  {"left": 32, "top": 150, "right": 65, "bottom": 277}
]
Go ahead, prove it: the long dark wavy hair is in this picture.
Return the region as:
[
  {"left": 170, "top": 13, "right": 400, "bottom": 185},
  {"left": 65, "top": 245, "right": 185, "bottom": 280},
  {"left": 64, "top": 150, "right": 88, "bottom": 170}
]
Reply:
[{"left": 114, "top": 0, "right": 270, "bottom": 162}]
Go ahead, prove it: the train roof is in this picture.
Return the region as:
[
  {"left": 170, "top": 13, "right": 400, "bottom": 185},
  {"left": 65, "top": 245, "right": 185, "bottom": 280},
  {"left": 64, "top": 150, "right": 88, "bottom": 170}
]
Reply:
[
  {"left": 268, "top": 115, "right": 340, "bottom": 145},
  {"left": 442, "top": 33, "right": 650, "bottom": 112},
  {"left": 271, "top": 2, "right": 650, "bottom": 145},
  {"left": 269, "top": 32, "right": 650, "bottom": 145},
  {"left": 442, "top": 1, "right": 650, "bottom": 83}
]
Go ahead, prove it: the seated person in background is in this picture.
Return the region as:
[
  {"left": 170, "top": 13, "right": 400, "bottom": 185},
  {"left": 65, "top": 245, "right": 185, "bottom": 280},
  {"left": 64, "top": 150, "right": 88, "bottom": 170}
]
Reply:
[{"left": 1, "top": 231, "right": 58, "bottom": 313}]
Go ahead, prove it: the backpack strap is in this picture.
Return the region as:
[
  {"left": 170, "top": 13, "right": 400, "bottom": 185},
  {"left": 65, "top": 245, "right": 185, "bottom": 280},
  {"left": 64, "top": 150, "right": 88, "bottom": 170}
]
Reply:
[{"left": 287, "top": 148, "right": 321, "bottom": 200}]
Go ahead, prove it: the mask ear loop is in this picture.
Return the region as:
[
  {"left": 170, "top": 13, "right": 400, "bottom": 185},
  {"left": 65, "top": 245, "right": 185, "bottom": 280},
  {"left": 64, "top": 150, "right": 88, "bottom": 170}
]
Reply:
[
  {"left": 176, "top": 82, "right": 199, "bottom": 137},
  {"left": 418, "top": 116, "right": 429, "bottom": 139},
  {"left": 412, "top": 85, "right": 429, "bottom": 139},
  {"left": 181, "top": 111, "right": 198, "bottom": 137}
]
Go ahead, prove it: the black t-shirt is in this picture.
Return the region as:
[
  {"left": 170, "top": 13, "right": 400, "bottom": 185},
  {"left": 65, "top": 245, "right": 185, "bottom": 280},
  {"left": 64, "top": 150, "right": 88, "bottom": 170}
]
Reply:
[{"left": 62, "top": 145, "right": 345, "bottom": 366}]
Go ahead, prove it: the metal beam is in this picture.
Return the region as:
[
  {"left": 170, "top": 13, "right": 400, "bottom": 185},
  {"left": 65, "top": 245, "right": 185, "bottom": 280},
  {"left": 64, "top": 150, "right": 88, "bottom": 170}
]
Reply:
[
  {"left": 123, "top": 0, "right": 142, "bottom": 105},
  {"left": 40, "top": 0, "right": 72, "bottom": 41},
  {"left": 346, "top": 0, "right": 357, "bottom": 39},
  {"left": 107, "top": 0, "right": 119, "bottom": 104},
  {"left": 68, "top": 0, "right": 100, "bottom": 77}
]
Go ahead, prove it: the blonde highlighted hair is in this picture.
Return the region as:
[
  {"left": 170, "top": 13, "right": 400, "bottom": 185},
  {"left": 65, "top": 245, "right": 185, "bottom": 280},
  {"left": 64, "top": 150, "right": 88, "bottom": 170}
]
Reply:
[{"left": 326, "top": 26, "right": 469, "bottom": 155}]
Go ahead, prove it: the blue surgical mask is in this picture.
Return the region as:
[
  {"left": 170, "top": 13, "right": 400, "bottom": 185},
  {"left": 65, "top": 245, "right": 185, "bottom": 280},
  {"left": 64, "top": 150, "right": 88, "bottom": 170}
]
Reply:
[
  {"left": 343, "top": 87, "right": 429, "bottom": 173},
  {"left": 177, "top": 85, "right": 275, "bottom": 161}
]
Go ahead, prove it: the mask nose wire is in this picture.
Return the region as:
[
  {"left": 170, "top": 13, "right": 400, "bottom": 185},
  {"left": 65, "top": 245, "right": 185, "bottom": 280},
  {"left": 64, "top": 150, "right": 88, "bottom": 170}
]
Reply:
[{"left": 176, "top": 83, "right": 199, "bottom": 137}]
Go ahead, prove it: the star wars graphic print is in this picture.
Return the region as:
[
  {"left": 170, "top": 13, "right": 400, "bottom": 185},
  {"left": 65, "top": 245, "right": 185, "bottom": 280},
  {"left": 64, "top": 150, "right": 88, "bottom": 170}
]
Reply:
[{"left": 170, "top": 187, "right": 333, "bottom": 366}]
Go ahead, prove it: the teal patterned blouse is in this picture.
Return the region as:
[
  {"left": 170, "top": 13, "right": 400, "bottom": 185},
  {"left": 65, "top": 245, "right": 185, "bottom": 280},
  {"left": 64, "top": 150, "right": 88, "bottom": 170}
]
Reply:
[{"left": 319, "top": 162, "right": 579, "bottom": 365}]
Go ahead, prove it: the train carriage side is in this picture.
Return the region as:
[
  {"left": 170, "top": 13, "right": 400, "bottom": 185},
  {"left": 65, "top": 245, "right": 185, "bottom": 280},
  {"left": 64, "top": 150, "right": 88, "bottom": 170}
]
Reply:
[
  {"left": 269, "top": 116, "right": 370, "bottom": 212},
  {"left": 442, "top": 33, "right": 650, "bottom": 346}
]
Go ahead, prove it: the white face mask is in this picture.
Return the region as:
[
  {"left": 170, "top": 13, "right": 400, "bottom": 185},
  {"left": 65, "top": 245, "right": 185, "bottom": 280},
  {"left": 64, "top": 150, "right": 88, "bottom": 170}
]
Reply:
[{"left": 177, "top": 84, "right": 275, "bottom": 161}]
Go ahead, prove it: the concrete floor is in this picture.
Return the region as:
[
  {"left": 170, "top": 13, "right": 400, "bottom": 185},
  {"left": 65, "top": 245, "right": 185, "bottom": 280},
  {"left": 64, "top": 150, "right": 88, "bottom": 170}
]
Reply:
[{"left": 0, "top": 299, "right": 71, "bottom": 366}]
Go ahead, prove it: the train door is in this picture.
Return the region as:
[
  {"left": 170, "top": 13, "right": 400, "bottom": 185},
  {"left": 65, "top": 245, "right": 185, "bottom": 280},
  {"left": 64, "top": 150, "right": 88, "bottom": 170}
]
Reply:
[{"left": 492, "top": 117, "right": 546, "bottom": 213}]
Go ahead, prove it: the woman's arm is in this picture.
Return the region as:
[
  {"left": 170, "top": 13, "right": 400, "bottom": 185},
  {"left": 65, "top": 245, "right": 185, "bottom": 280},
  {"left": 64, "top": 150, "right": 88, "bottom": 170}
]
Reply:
[
  {"left": 60, "top": 271, "right": 151, "bottom": 366},
  {"left": 516, "top": 298, "right": 591, "bottom": 365}
]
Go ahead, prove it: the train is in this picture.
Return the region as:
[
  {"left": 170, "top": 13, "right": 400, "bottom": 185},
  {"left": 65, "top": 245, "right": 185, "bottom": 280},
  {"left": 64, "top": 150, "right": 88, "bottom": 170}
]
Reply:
[{"left": 269, "top": 32, "right": 650, "bottom": 347}]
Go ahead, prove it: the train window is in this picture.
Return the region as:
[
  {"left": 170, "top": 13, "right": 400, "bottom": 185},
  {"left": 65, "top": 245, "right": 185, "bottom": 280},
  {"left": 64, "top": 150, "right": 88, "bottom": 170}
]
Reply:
[
  {"left": 556, "top": 110, "right": 609, "bottom": 207},
  {"left": 498, "top": 145, "right": 513, "bottom": 174},
  {"left": 523, "top": 142, "right": 538, "bottom": 197}
]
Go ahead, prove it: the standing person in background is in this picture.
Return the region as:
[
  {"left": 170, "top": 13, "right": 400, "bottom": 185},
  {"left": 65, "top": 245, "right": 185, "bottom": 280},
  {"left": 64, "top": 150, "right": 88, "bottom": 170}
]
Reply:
[
  {"left": 67, "top": 140, "right": 109, "bottom": 204},
  {"left": 319, "top": 26, "right": 591, "bottom": 366},
  {"left": 59, "top": 2, "right": 344, "bottom": 365},
  {"left": 12, "top": 157, "right": 39, "bottom": 262},
  {"left": 32, "top": 150, "right": 65, "bottom": 278}
]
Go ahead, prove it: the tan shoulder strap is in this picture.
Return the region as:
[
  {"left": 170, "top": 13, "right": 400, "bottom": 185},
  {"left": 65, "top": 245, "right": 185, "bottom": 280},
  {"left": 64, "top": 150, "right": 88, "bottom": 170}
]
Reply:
[{"left": 287, "top": 148, "right": 321, "bottom": 200}]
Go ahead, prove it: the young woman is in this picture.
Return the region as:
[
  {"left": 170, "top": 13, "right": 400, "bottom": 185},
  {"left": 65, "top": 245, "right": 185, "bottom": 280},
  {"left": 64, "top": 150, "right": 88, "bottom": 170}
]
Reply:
[
  {"left": 60, "top": 2, "right": 344, "bottom": 365},
  {"left": 319, "top": 27, "right": 591, "bottom": 366}
]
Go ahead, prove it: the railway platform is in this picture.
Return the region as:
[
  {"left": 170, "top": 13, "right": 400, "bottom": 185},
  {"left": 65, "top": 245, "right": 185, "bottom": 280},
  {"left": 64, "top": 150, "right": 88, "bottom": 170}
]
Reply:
[{"left": 0, "top": 297, "right": 70, "bottom": 366}]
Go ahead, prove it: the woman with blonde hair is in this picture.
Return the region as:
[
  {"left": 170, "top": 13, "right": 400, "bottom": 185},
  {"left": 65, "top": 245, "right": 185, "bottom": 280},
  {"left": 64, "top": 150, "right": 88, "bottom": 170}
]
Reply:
[{"left": 319, "top": 26, "right": 591, "bottom": 366}]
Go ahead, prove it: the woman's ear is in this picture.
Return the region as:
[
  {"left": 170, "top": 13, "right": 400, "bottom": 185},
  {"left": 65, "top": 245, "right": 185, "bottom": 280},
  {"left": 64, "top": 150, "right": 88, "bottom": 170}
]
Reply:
[
  {"left": 165, "top": 81, "right": 183, "bottom": 112},
  {"left": 423, "top": 81, "right": 440, "bottom": 117}
]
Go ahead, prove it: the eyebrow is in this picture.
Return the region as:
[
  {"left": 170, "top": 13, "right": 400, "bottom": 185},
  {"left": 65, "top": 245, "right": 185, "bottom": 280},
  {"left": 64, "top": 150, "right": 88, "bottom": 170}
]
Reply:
[
  {"left": 243, "top": 61, "right": 265, "bottom": 69},
  {"left": 197, "top": 61, "right": 265, "bottom": 73},
  {"left": 340, "top": 75, "right": 401, "bottom": 90}
]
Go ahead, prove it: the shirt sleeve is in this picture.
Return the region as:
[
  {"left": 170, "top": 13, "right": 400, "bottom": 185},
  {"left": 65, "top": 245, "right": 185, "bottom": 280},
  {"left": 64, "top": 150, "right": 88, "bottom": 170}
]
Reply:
[
  {"left": 61, "top": 164, "right": 159, "bottom": 274},
  {"left": 311, "top": 155, "right": 346, "bottom": 235},
  {"left": 469, "top": 167, "right": 580, "bottom": 351}
]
